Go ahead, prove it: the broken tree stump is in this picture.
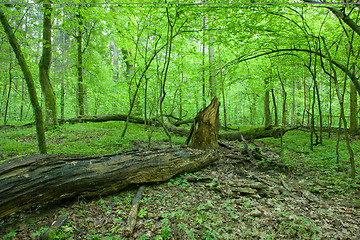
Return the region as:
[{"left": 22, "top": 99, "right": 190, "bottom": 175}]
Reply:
[
  {"left": 188, "top": 97, "right": 220, "bottom": 150},
  {"left": 0, "top": 148, "right": 220, "bottom": 218}
]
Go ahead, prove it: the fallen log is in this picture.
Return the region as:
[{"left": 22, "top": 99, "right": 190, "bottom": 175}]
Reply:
[
  {"left": 0, "top": 148, "right": 220, "bottom": 218},
  {"left": 124, "top": 185, "right": 146, "bottom": 237},
  {"left": 59, "top": 114, "right": 153, "bottom": 125},
  {"left": 219, "top": 126, "right": 297, "bottom": 141},
  {"left": 167, "top": 126, "right": 296, "bottom": 141}
]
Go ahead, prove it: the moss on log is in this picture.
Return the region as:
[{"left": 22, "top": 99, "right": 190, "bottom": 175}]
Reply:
[
  {"left": 0, "top": 148, "right": 220, "bottom": 218},
  {"left": 219, "top": 127, "right": 287, "bottom": 141}
]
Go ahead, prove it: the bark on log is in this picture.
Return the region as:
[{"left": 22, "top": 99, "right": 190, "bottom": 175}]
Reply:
[
  {"left": 219, "top": 126, "right": 295, "bottom": 141},
  {"left": 0, "top": 148, "right": 220, "bottom": 218},
  {"left": 59, "top": 114, "right": 154, "bottom": 125}
]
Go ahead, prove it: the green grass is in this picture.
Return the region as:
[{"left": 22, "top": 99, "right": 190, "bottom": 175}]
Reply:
[{"left": 0, "top": 121, "right": 186, "bottom": 161}]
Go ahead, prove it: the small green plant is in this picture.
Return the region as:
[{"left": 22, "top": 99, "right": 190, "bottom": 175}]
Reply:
[
  {"left": 277, "top": 215, "right": 320, "bottom": 238},
  {"left": 3, "top": 228, "right": 17, "bottom": 240},
  {"left": 31, "top": 226, "right": 49, "bottom": 238},
  {"left": 154, "top": 218, "right": 173, "bottom": 240},
  {"left": 138, "top": 206, "right": 148, "bottom": 218}
]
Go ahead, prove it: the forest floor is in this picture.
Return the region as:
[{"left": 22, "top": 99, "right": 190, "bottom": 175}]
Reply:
[{"left": 0, "top": 122, "right": 360, "bottom": 239}]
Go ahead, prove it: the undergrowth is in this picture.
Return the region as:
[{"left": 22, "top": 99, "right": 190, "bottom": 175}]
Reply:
[{"left": 255, "top": 130, "right": 360, "bottom": 198}]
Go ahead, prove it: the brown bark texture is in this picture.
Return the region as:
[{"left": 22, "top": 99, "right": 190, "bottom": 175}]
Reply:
[
  {"left": 0, "top": 148, "right": 220, "bottom": 218},
  {"left": 190, "top": 97, "right": 220, "bottom": 150}
]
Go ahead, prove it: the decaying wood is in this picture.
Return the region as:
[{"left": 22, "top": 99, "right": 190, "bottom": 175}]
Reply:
[
  {"left": 124, "top": 185, "right": 146, "bottom": 236},
  {"left": 240, "top": 134, "right": 257, "bottom": 165},
  {"left": 0, "top": 148, "right": 220, "bottom": 218},
  {"left": 189, "top": 97, "right": 220, "bottom": 150},
  {"left": 172, "top": 126, "right": 297, "bottom": 142},
  {"left": 219, "top": 126, "right": 297, "bottom": 141},
  {"left": 59, "top": 114, "right": 150, "bottom": 125}
]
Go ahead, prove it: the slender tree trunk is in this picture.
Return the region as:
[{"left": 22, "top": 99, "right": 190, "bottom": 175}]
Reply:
[
  {"left": 20, "top": 77, "right": 25, "bottom": 121},
  {"left": 112, "top": 39, "right": 119, "bottom": 82},
  {"left": 0, "top": 8, "right": 47, "bottom": 153},
  {"left": 208, "top": 15, "right": 216, "bottom": 98},
  {"left": 322, "top": 38, "right": 356, "bottom": 178},
  {"left": 0, "top": 77, "right": 7, "bottom": 118},
  {"left": 144, "top": 75, "right": 149, "bottom": 124},
  {"left": 158, "top": 6, "right": 176, "bottom": 148},
  {"left": 179, "top": 60, "right": 184, "bottom": 120},
  {"left": 277, "top": 67, "right": 286, "bottom": 153},
  {"left": 311, "top": 75, "right": 316, "bottom": 150},
  {"left": 271, "top": 88, "right": 278, "bottom": 126},
  {"left": 202, "top": 10, "right": 206, "bottom": 109},
  {"left": 264, "top": 78, "right": 271, "bottom": 128},
  {"left": 39, "top": 3, "right": 58, "bottom": 128},
  {"left": 350, "top": 81, "right": 358, "bottom": 134},
  {"left": 328, "top": 76, "right": 332, "bottom": 137},
  {"left": 4, "top": 60, "right": 12, "bottom": 125},
  {"left": 291, "top": 80, "right": 295, "bottom": 125},
  {"left": 218, "top": 44, "right": 227, "bottom": 129},
  {"left": 315, "top": 80, "right": 323, "bottom": 144},
  {"left": 301, "top": 74, "right": 307, "bottom": 127},
  {"left": 76, "top": 9, "right": 84, "bottom": 116}
]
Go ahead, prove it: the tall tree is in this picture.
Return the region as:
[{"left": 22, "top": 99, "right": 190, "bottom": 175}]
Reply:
[
  {"left": 76, "top": 7, "right": 84, "bottom": 116},
  {"left": 349, "top": 81, "right": 358, "bottom": 134},
  {"left": 264, "top": 77, "right": 271, "bottom": 128},
  {"left": 0, "top": 7, "right": 47, "bottom": 153},
  {"left": 208, "top": 15, "right": 216, "bottom": 98},
  {"left": 39, "top": 3, "right": 58, "bottom": 128}
]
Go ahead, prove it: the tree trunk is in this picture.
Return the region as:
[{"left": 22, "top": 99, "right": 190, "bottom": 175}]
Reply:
[
  {"left": 189, "top": 97, "right": 220, "bottom": 150},
  {"left": 264, "top": 78, "right": 271, "bottom": 128},
  {"left": 20, "top": 77, "right": 25, "bottom": 121},
  {"left": 39, "top": 3, "right": 58, "bottom": 128},
  {"left": 76, "top": 9, "right": 84, "bottom": 116},
  {"left": 0, "top": 8, "right": 47, "bottom": 154},
  {"left": 291, "top": 80, "right": 295, "bottom": 125},
  {"left": 218, "top": 44, "right": 227, "bottom": 130},
  {"left": 271, "top": 88, "right": 278, "bottom": 126},
  {"left": 0, "top": 148, "right": 220, "bottom": 219},
  {"left": 4, "top": 59, "right": 12, "bottom": 126},
  {"left": 202, "top": 9, "right": 206, "bottom": 109},
  {"left": 322, "top": 37, "right": 356, "bottom": 178},
  {"left": 350, "top": 81, "right": 358, "bottom": 133},
  {"left": 208, "top": 15, "right": 216, "bottom": 98}
]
